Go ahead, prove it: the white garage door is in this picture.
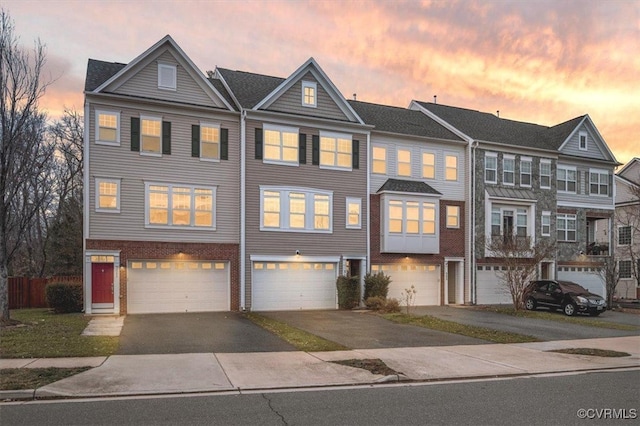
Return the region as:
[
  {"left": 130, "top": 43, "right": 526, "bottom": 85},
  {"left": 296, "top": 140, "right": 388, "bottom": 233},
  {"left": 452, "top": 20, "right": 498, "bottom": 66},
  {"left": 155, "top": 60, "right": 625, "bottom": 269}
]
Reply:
[
  {"left": 558, "top": 267, "right": 605, "bottom": 297},
  {"left": 127, "top": 260, "right": 229, "bottom": 314},
  {"left": 373, "top": 264, "right": 440, "bottom": 305},
  {"left": 475, "top": 266, "right": 512, "bottom": 305},
  {"left": 252, "top": 262, "right": 337, "bottom": 311}
]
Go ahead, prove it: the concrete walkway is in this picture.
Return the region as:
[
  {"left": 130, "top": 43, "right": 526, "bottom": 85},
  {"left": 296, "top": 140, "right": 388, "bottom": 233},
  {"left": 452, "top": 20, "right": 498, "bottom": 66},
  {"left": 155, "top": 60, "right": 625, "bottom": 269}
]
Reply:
[{"left": 1, "top": 336, "right": 638, "bottom": 401}]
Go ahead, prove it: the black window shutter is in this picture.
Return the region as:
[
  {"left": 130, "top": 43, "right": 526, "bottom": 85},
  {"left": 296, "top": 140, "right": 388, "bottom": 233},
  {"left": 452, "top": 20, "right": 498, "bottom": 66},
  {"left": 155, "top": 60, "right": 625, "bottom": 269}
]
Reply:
[
  {"left": 221, "top": 128, "right": 229, "bottom": 160},
  {"left": 191, "top": 125, "right": 200, "bottom": 157},
  {"left": 255, "top": 128, "right": 263, "bottom": 160},
  {"left": 312, "top": 135, "right": 319, "bottom": 165},
  {"left": 352, "top": 139, "right": 360, "bottom": 169},
  {"left": 299, "top": 133, "right": 306, "bottom": 164},
  {"left": 162, "top": 121, "right": 171, "bottom": 155},
  {"left": 130, "top": 117, "right": 140, "bottom": 152}
]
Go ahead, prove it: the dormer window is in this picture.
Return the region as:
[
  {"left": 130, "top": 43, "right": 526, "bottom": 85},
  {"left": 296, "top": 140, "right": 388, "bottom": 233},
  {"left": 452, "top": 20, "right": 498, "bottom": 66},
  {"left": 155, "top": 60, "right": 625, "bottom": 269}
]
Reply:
[
  {"left": 579, "top": 131, "right": 588, "bottom": 151},
  {"left": 301, "top": 81, "right": 317, "bottom": 107},
  {"left": 158, "top": 63, "right": 177, "bottom": 90}
]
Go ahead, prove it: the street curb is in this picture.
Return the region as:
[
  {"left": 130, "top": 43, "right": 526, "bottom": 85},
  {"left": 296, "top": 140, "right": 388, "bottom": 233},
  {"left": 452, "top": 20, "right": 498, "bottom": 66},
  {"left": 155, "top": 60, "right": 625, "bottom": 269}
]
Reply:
[{"left": 0, "top": 389, "right": 35, "bottom": 401}]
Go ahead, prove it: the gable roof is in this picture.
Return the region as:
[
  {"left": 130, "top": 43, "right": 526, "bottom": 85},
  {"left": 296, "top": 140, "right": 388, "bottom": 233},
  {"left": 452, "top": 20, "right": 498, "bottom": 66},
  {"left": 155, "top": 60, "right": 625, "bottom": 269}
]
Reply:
[
  {"left": 555, "top": 114, "right": 618, "bottom": 163},
  {"left": 617, "top": 157, "right": 640, "bottom": 184},
  {"left": 86, "top": 35, "right": 233, "bottom": 111},
  {"left": 215, "top": 68, "right": 284, "bottom": 109},
  {"left": 348, "top": 100, "right": 464, "bottom": 142},
  {"left": 377, "top": 178, "right": 442, "bottom": 195}
]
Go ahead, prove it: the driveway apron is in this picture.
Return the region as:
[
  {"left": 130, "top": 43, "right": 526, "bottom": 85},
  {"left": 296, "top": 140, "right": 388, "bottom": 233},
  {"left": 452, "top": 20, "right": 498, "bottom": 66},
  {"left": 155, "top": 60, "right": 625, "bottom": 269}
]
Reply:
[{"left": 117, "top": 312, "right": 296, "bottom": 355}]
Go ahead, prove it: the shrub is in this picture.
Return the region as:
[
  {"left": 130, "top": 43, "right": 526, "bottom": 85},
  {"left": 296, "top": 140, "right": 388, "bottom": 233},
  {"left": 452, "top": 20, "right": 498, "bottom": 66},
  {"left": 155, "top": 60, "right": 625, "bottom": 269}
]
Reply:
[
  {"left": 46, "top": 282, "right": 83, "bottom": 313},
  {"left": 365, "top": 296, "right": 401, "bottom": 313},
  {"left": 364, "top": 272, "right": 392, "bottom": 299},
  {"left": 337, "top": 275, "right": 360, "bottom": 309},
  {"left": 382, "top": 298, "right": 401, "bottom": 313}
]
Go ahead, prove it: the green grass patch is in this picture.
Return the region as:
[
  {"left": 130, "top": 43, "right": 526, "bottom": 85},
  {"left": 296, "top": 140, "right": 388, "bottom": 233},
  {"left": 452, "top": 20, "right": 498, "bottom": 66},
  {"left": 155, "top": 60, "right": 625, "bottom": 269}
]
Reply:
[
  {"left": 331, "top": 359, "right": 399, "bottom": 376},
  {"left": 549, "top": 348, "right": 631, "bottom": 357},
  {"left": 245, "top": 313, "right": 348, "bottom": 352},
  {"left": 383, "top": 313, "right": 540, "bottom": 343},
  {"left": 476, "top": 306, "right": 638, "bottom": 331},
  {"left": 0, "top": 367, "right": 91, "bottom": 390},
  {"left": 1, "top": 309, "right": 119, "bottom": 358}
]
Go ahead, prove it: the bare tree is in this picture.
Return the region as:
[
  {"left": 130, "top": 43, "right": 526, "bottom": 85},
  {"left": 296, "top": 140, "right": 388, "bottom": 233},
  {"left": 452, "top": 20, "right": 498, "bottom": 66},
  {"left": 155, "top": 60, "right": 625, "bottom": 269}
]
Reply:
[
  {"left": 486, "top": 236, "right": 556, "bottom": 310},
  {"left": 0, "top": 9, "right": 52, "bottom": 323},
  {"left": 592, "top": 256, "right": 619, "bottom": 309}
]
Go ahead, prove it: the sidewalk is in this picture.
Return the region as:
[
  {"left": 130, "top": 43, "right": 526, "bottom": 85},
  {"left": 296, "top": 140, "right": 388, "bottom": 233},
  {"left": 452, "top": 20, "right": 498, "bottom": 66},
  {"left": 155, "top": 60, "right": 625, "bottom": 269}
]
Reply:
[{"left": 1, "top": 336, "right": 638, "bottom": 401}]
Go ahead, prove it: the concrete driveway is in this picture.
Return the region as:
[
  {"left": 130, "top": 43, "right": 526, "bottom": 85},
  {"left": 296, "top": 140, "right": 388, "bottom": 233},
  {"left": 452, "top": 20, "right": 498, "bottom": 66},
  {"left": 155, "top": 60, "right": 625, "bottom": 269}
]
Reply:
[
  {"left": 258, "top": 310, "right": 488, "bottom": 349},
  {"left": 117, "top": 312, "right": 296, "bottom": 355}
]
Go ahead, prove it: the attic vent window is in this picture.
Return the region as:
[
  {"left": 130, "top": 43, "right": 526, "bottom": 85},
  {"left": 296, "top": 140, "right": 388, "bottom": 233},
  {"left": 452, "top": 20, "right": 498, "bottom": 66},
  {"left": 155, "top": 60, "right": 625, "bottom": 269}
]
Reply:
[
  {"left": 301, "top": 81, "right": 317, "bottom": 108},
  {"left": 158, "top": 63, "right": 177, "bottom": 90},
  {"left": 579, "top": 131, "right": 588, "bottom": 151}
]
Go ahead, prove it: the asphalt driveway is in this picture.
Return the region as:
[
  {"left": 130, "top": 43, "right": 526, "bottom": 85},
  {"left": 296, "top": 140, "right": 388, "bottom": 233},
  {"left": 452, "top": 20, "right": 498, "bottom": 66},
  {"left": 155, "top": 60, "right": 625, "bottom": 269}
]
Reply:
[{"left": 117, "top": 312, "right": 296, "bottom": 355}]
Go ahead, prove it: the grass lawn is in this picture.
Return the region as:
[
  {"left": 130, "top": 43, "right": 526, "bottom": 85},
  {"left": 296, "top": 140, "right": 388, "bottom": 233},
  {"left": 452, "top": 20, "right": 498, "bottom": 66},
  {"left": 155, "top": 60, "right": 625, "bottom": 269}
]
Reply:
[
  {"left": 549, "top": 348, "right": 631, "bottom": 357},
  {"left": 383, "top": 313, "right": 540, "bottom": 343},
  {"left": 476, "top": 306, "right": 638, "bottom": 331},
  {"left": 1, "top": 309, "right": 119, "bottom": 359},
  {"left": 245, "top": 313, "right": 349, "bottom": 352},
  {"left": 0, "top": 368, "right": 91, "bottom": 390}
]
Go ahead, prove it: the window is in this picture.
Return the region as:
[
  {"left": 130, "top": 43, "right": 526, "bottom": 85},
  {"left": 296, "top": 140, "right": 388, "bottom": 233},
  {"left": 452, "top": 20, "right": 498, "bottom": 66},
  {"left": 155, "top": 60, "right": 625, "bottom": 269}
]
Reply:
[
  {"left": 491, "top": 206, "right": 531, "bottom": 240},
  {"left": 301, "top": 81, "right": 317, "bottom": 107},
  {"left": 619, "top": 260, "right": 632, "bottom": 279},
  {"left": 95, "top": 110, "right": 120, "bottom": 145},
  {"left": 264, "top": 124, "right": 298, "bottom": 164},
  {"left": 516, "top": 209, "right": 527, "bottom": 237},
  {"left": 503, "top": 156, "right": 515, "bottom": 185},
  {"left": 445, "top": 154, "right": 458, "bottom": 181},
  {"left": 540, "top": 160, "right": 551, "bottom": 189},
  {"left": 260, "top": 187, "right": 332, "bottom": 232},
  {"left": 541, "top": 211, "right": 551, "bottom": 236},
  {"left": 557, "top": 166, "right": 576, "bottom": 192},
  {"left": 95, "top": 178, "right": 120, "bottom": 213},
  {"left": 397, "top": 149, "right": 411, "bottom": 177},
  {"left": 618, "top": 226, "right": 632, "bottom": 246},
  {"left": 200, "top": 124, "right": 220, "bottom": 160},
  {"left": 320, "top": 131, "right": 352, "bottom": 169},
  {"left": 446, "top": 205, "right": 460, "bottom": 228},
  {"left": 485, "top": 153, "right": 497, "bottom": 183},
  {"left": 590, "top": 170, "right": 609, "bottom": 195},
  {"left": 146, "top": 183, "right": 215, "bottom": 228},
  {"left": 557, "top": 214, "right": 577, "bottom": 241},
  {"left": 579, "top": 131, "right": 588, "bottom": 151},
  {"left": 141, "top": 116, "right": 162, "bottom": 154},
  {"left": 346, "top": 197, "right": 362, "bottom": 229},
  {"left": 388, "top": 199, "right": 436, "bottom": 236},
  {"left": 158, "top": 63, "right": 177, "bottom": 90},
  {"left": 491, "top": 208, "right": 501, "bottom": 236},
  {"left": 520, "top": 158, "right": 532, "bottom": 187},
  {"left": 422, "top": 152, "right": 435, "bottom": 179},
  {"left": 372, "top": 146, "right": 386, "bottom": 174}
]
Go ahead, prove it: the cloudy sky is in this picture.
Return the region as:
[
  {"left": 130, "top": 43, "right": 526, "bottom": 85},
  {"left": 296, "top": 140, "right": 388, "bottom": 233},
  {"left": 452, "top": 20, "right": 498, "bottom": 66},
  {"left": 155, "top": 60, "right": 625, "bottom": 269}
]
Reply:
[{"left": 4, "top": 0, "right": 639, "bottom": 165}]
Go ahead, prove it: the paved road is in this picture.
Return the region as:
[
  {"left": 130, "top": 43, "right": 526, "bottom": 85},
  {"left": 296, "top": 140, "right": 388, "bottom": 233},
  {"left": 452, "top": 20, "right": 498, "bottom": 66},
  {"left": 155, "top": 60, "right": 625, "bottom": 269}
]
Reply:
[
  {"left": 4, "top": 370, "right": 638, "bottom": 425},
  {"left": 117, "top": 312, "right": 296, "bottom": 354}
]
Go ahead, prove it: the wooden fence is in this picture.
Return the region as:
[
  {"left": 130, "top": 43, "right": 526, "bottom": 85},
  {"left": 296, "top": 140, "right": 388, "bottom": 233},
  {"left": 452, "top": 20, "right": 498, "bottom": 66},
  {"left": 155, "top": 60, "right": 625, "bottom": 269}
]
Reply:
[{"left": 8, "top": 276, "right": 83, "bottom": 309}]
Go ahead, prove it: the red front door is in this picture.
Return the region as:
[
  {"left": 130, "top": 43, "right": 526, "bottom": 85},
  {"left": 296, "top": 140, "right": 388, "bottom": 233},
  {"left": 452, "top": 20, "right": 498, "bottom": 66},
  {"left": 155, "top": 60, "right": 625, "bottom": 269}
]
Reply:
[{"left": 92, "top": 263, "right": 114, "bottom": 304}]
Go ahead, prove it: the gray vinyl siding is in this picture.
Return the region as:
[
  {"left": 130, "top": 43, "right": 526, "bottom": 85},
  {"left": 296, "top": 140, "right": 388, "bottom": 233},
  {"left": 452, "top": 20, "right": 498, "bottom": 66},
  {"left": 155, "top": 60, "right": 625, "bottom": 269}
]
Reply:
[
  {"left": 115, "top": 51, "right": 221, "bottom": 108},
  {"left": 560, "top": 123, "right": 608, "bottom": 161},
  {"left": 267, "top": 72, "right": 349, "bottom": 121},
  {"left": 88, "top": 101, "right": 240, "bottom": 243},
  {"left": 556, "top": 161, "right": 614, "bottom": 208},
  {"left": 369, "top": 135, "right": 466, "bottom": 200},
  {"left": 244, "top": 119, "right": 368, "bottom": 308}
]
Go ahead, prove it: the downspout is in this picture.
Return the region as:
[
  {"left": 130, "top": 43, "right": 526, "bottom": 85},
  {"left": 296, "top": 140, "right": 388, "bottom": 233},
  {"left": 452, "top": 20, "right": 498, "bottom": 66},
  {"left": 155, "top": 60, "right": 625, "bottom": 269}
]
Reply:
[
  {"left": 240, "top": 109, "right": 246, "bottom": 310},
  {"left": 470, "top": 139, "right": 478, "bottom": 304},
  {"left": 83, "top": 100, "right": 90, "bottom": 314},
  {"left": 365, "top": 132, "right": 371, "bottom": 305}
]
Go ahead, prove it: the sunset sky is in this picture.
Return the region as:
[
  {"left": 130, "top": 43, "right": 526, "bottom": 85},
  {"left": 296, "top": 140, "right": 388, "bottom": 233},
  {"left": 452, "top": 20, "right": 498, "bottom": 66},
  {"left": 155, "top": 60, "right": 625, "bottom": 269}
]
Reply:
[{"left": 4, "top": 0, "right": 639, "bottom": 166}]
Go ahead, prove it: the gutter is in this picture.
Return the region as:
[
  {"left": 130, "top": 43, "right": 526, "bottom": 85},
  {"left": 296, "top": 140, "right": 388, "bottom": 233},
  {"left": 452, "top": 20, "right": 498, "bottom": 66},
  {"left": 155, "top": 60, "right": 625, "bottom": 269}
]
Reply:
[{"left": 240, "top": 109, "right": 247, "bottom": 310}]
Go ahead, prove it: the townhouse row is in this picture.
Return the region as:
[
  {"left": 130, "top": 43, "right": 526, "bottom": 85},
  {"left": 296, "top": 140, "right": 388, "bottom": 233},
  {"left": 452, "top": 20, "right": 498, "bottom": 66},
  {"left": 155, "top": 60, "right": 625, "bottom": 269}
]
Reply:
[{"left": 83, "top": 35, "right": 622, "bottom": 315}]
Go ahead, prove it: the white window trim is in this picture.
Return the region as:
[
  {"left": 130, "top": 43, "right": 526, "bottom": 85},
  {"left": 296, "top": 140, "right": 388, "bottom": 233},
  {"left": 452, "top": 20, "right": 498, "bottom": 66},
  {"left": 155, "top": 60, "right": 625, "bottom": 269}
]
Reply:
[
  {"left": 540, "top": 159, "right": 552, "bottom": 189},
  {"left": 484, "top": 152, "right": 497, "bottom": 184},
  {"left": 579, "top": 131, "right": 588, "bottom": 151},
  {"left": 541, "top": 211, "right": 551, "bottom": 236},
  {"left": 520, "top": 157, "right": 532, "bottom": 188},
  {"left": 384, "top": 196, "right": 439, "bottom": 237},
  {"left": 140, "top": 115, "right": 163, "bottom": 157},
  {"left": 319, "top": 130, "right": 352, "bottom": 171},
  {"left": 95, "top": 110, "right": 121, "bottom": 146},
  {"left": 372, "top": 145, "right": 387, "bottom": 175},
  {"left": 200, "top": 121, "right": 221, "bottom": 163},
  {"left": 421, "top": 150, "right": 436, "bottom": 179},
  {"left": 617, "top": 225, "right": 632, "bottom": 246},
  {"left": 396, "top": 147, "right": 412, "bottom": 177},
  {"left": 301, "top": 81, "right": 317, "bottom": 108},
  {"left": 444, "top": 153, "right": 459, "bottom": 182},
  {"left": 158, "top": 62, "right": 177, "bottom": 91},
  {"left": 557, "top": 165, "right": 577, "bottom": 194},
  {"left": 503, "top": 154, "right": 515, "bottom": 186},
  {"left": 557, "top": 213, "right": 577, "bottom": 242},
  {"left": 589, "top": 168, "right": 609, "bottom": 197},
  {"left": 346, "top": 197, "right": 362, "bottom": 230},
  {"left": 144, "top": 181, "right": 217, "bottom": 230},
  {"left": 263, "top": 123, "right": 299, "bottom": 166},
  {"left": 259, "top": 186, "right": 333, "bottom": 233},
  {"left": 446, "top": 205, "right": 460, "bottom": 229},
  {"left": 95, "top": 177, "right": 121, "bottom": 213}
]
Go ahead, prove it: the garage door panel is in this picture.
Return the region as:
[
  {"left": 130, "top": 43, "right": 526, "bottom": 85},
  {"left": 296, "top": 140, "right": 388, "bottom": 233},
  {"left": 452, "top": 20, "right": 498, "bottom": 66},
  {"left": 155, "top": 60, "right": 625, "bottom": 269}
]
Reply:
[
  {"left": 475, "top": 267, "right": 515, "bottom": 305},
  {"left": 374, "top": 265, "right": 440, "bottom": 305},
  {"left": 557, "top": 269, "right": 605, "bottom": 297}
]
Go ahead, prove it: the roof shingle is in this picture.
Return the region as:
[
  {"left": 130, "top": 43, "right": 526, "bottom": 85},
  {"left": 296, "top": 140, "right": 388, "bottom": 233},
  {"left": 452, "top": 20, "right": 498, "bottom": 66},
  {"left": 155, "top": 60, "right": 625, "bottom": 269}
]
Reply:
[{"left": 377, "top": 178, "right": 442, "bottom": 195}]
